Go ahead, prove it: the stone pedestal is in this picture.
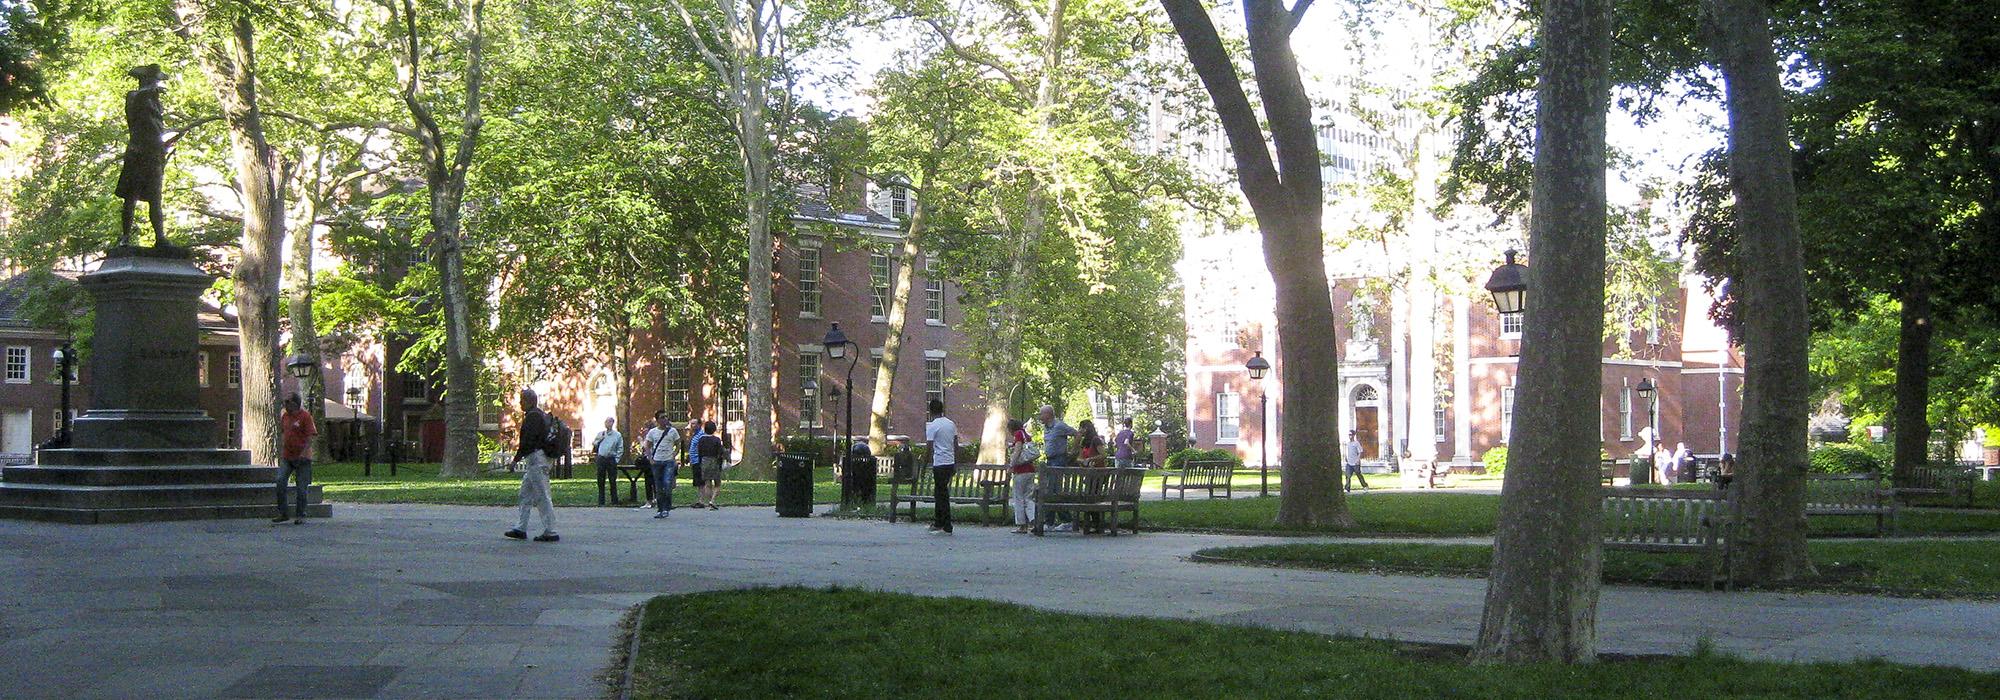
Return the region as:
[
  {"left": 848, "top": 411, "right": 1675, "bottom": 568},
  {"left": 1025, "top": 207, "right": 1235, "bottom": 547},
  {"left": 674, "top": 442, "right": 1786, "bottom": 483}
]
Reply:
[
  {"left": 0, "top": 247, "right": 329, "bottom": 523},
  {"left": 72, "top": 250, "right": 217, "bottom": 449}
]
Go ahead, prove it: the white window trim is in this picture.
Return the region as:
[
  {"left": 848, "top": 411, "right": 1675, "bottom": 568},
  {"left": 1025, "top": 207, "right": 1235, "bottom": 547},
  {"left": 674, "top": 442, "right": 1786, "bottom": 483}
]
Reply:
[
  {"left": 197, "top": 351, "right": 210, "bottom": 388},
  {"left": 869, "top": 251, "right": 891, "bottom": 324},
  {"left": 923, "top": 349, "right": 947, "bottom": 359},
  {"left": 796, "top": 246, "right": 823, "bottom": 319},
  {"left": 1501, "top": 386, "right": 1516, "bottom": 444},
  {"left": 1215, "top": 391, "right": 1241, "bottom": 444},
  {"left": 1500, "top": 311, "right": 1524, "bottom": 340},
  {"left": 5, "top": 346, "right": 29, "bottom": 384},
  {"left": 924, "top": 256, "right": 945, "bottom": 325},
  {"left": 1619, "top": 380, "right": 1634, "bottom": 441},
  {"left": 226, "top": 353, "right": 241, "bottom": 389}
]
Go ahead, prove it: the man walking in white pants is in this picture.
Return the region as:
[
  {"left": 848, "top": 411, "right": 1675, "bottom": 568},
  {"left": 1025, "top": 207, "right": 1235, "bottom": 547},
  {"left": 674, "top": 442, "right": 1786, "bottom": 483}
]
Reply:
[{"left": 506, "top": 388, "right": 559, "bottom": 542}]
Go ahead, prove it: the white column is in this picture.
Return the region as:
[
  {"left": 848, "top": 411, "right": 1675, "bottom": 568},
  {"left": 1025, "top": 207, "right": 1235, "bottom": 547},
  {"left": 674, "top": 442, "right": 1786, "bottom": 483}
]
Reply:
[{"left": 1388, "top": 286, "right": 1408, "bottom": 473}]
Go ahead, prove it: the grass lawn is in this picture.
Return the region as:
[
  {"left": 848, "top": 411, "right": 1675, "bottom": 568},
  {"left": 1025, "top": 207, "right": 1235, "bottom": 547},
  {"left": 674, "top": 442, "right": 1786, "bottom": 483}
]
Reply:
[
  {"left": 630, "top": 588, "right": 2000, "bottom": 699},
  {"left": 1193, "top": 540, "right": 2000, "bottom": 598},
  {"left": 314, "top": 461, "right": 845, "bottom": 507}
]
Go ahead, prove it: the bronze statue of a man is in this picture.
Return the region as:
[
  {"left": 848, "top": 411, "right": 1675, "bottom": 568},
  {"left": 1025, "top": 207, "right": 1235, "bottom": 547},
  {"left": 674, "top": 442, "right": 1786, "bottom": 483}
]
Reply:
[{"left": 115, "top": 64, "right": 168, "bottom": 248}]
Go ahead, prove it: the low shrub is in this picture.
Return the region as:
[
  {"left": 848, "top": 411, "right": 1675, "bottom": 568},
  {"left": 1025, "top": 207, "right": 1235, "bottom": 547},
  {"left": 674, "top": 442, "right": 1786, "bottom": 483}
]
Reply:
[
  {"left": 1481, "top": 447, "right": 1507, "bottom": 477},
  {"left": 1810, "top": 443, "right": 1884, "bottom": 474},
  {"left": 1163, "top": 447, "right": 1244, "bottom": 472}
]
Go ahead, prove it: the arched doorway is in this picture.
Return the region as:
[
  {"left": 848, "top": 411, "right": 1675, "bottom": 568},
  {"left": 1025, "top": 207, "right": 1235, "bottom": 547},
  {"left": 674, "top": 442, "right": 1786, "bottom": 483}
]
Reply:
[
  {"left": 1352, "top": 385, "right": 1381, "bottom": 460},
  {"left": 584, "top": 370, "right": 617, "bottom": 439}
]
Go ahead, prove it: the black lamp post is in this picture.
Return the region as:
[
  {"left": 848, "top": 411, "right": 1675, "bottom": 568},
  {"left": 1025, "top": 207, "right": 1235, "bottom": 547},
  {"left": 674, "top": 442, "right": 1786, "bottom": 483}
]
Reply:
[
  {"left": 44, "top": 342, "right": 75, "bottom": 449},
  {"left": 286, "top": 354, "right": 316, "bottom": 381},
  {"left": 346, "top": 386, "right": 363, "bottom": 409},
  {"left": 1637, "top": 377, "right": 1658, "bottom": 484},
  {"left": 1484, "top": 248, "right": 1528, "bottom": 314},
  {"left": 803, "top": 378, "right": 819, "bottom": 465},
  {"left": 1245, "top": 351, "right": 1271, "bottom": 497},
  {"left": 822, "top": 324, "right": 860, "bottom": 463}
]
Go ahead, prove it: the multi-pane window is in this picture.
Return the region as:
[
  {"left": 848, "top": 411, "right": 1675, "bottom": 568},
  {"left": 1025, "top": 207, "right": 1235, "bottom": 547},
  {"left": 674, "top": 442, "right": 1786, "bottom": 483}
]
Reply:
[
  {"left": 798, "top": 352, "right": 821, "bottom": 425},
  {"left": 1216, "top": 392, "right": 1241, "bottom": 442},
  {"left": 726, "top": 388, "right": 746, "bottom": 423},
  {"left": 226, "top": 353, "right": 242, "bottom": 388},
  {"left": 1500, "top": 311, "right": 1524, "bottom": 338},
  {"left": 5, "top": 346, "right": 28, "bottom": 383},
  {"left": 666, "top": 357, "right": 690, "bottom": 424},
  {"left": 478, "top": 396, "right": 500, "bottom": 428},
  {"left": 924, "top": 257, "right": 944, "bottom": 324},
  {"left": 870, "top": 251, "right": 892, "bottom": 319},
  {"left": 924, "top": 358, "right": 945, "bottom": 406},
  {"left": 198, "top": 351, "right": 210, "bottom": 387},
  {"left": 1220, "top": 319, "right": 1240, "bottom": 349},
  {"left": 1619, "top": 383, "right": 1634, "bottom": 440},
  {"left": 225, "top": 412, "right": 240, "bottom": 446},
  {"left": 1501, "top": 387, "right": 1516, "bottom": 443},
  {"left": 1434, "top": 406, "right": 1447, "bottom": 442},
  {"left": 890, "top": 186, "right": 912, "bottom": 219},
  {"left": 407, "top": 245, "right": 427, "bottom": 267},
  {"left": 400, "top": 373, "right": 426, "bottom": 401},
  {"left": 797, "top": 247, "right": 821, "bottom": 316}
]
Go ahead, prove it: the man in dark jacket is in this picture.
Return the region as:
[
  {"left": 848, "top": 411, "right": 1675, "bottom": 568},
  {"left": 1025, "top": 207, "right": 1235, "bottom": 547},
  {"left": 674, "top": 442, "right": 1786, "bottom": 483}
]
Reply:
[{"left": 505, "top": 389, "right": 559, "bottom": 542}]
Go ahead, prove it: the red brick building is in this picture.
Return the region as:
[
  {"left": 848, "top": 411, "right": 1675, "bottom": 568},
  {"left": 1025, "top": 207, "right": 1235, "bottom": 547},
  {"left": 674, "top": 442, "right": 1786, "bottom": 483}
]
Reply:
[{"left": 0, "top": 271, "right": 245, "bottom": 461}]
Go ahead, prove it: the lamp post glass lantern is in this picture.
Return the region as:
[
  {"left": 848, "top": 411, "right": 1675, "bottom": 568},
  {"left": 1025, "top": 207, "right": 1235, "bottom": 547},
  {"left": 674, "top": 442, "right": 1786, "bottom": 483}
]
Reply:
[
  {"left": 1245, "top": 351, "right": 1271, "bottom": 497},
  {"left": 1484, "top": 248, "right": 1528, "bottom": 315},
  {"left": 286, "top": 354, "right": 316, "bottom": 379}
]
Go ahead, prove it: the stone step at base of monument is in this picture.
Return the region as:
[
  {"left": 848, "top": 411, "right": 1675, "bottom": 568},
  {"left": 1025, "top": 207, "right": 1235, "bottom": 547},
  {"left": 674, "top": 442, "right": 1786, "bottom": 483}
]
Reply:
[
  {"left": 0, "top": 502, "right": 331, "bottom": 524},
  {"left": 1, "top": 464, "right": 280, "bottom": 486},
  {"left": 32, "top": 448, "right": 253, "bottom": 467},
  {"left": 0, "top": 482, "right": 324, "bottom": 510}
]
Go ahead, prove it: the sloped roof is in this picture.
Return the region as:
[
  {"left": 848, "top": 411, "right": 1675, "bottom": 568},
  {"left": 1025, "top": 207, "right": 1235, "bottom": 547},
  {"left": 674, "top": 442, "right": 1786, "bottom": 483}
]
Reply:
[{"left": 788, "top": 191, "right": 902, "bottom": 232}]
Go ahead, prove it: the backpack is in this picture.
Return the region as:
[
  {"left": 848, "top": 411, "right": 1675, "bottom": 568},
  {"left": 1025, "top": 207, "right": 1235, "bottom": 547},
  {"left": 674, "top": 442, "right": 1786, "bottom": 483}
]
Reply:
[
  {"left": 544, "top": 419, "right": 570, "bottom": 459},
  {"left": 698, "top": 433, "right": 724, "bottom": 459}
]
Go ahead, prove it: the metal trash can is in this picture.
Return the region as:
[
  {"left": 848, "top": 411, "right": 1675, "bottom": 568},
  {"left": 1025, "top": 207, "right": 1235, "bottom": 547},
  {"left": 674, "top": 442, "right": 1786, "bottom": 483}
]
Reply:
[
  {"left": 842, "top": 444, "right": 879, "bottom": 509},
  {"left": 775, "top": 452, "right": 812, "bottom": 517}
]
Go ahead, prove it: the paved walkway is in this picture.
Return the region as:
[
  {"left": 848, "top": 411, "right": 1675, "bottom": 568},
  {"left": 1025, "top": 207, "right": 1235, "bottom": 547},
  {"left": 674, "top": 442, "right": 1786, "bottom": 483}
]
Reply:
[{"left": 5, "top": 504, "right": 2000, "bottom": 699}]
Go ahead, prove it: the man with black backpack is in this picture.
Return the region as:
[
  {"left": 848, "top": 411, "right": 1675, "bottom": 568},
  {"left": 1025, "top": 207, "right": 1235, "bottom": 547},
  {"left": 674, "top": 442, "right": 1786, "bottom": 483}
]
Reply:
[{"left": 505, "top": 388, "right": 560, "bottom": 542}]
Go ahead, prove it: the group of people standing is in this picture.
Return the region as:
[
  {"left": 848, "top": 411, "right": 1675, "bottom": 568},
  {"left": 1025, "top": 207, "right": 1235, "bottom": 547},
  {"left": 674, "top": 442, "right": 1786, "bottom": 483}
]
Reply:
[
  {"left": 605, "top": 411, "right": 731, "bottom": 519},
  {"left": 504, "top": 388, "right": 736, "bottom": 542},
  {"left": 992, "top": 407, "right": 1135, "bottom": 535}
]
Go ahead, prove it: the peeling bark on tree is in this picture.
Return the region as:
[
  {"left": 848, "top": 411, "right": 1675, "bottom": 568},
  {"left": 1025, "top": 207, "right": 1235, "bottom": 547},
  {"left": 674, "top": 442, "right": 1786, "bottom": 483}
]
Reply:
[
  {"left": 1473, "top": 0, "right": 1609, "bottom": 664},
  {"left": 1704, "top": 0, "right": 1815, "bottom": 583},
  {"left": 868, "top": 200, "right": 923, "bottom": 454},
  {"left": 1161, "top": 0, "right": 1348, "bottom": 527},
  {"left": 175, "top": 9, "right": 285, "bottom": 465}
]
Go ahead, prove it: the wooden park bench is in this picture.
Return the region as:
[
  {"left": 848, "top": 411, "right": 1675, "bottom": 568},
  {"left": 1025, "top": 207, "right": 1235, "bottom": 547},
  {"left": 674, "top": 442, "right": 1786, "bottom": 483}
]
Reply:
[
  {"left": 1804, "top": 472, "right": 1897, "bottom": 536},
  {"left": 889, "top": 464, "right": 1012, "bottom": 525},
  {"left": 1601, "top": 486, "right": 1738, "bottom": 590},
  {"left": 1035, "top": 466, "right": 1146, "bottom": 536},
  {"left": 1161, "top": 459, "right": 1235, "bottom": 499},
  {"left": 1894, "top": 463, "right": 1977, "bottom": 507}
]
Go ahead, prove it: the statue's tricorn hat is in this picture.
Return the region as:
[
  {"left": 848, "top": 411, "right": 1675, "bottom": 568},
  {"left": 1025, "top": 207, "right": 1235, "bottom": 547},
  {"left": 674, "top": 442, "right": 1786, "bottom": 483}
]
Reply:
[{"left": 126, "top": 64, "right": 167, "bottom": 81}]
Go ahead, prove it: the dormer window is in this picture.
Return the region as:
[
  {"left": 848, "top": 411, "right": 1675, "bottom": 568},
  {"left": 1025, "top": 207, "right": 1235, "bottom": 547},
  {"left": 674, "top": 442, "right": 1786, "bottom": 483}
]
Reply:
[{"left": 889, "top": 186, "right": 912, "bottom": 219}]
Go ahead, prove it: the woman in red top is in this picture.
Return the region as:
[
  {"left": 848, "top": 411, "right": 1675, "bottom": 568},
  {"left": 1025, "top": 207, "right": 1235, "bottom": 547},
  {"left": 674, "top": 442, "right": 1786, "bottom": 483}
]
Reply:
[
  {"left": 1007, "top": 419, "right": 1036, "bottom": 533},
  {"left": 1077, "top": 420, "right": 1103, "bottom": 461}
]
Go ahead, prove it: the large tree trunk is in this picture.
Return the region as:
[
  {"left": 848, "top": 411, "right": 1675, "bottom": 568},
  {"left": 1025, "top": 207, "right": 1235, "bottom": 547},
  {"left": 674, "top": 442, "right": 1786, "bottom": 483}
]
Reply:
[
  {"left": 1891, "top": 271, "right": 1933, "bottom": 481},
  {"left": 433, "top": 191, "right": 483, "bottom": 475},
  {"left": 976, "top": 194, "right": 1046, "bottom": 463},
  {"left": 1704, "top": 0, "right": 1814, "bottom": 582},
  {"left": 285, "top": 179, "right": 327, "bottom": 462},
  {"left": 736, "top": 34, "right": 778, "bottom": 480},
  {"left": 1161, "top": 0, "right": 1347, "bottom": 527},
  {"left": 976, "top": 0, "right": 1069, "bottom": 463},
  {"left": 179, "top": 11, "right": 286, "bottom": 464},
  {"left": 868, "top": 200, "right": 924, "bottom": 454},
  {"left": 1473, "top": 0, "right": 1609, "bottom": 664}
]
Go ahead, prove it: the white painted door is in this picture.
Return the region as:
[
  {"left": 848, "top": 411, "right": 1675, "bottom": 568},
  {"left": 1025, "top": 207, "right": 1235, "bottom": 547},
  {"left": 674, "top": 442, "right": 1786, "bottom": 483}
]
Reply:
[{"left": 2, "top": 409, "right": 33, "bottom": 455}]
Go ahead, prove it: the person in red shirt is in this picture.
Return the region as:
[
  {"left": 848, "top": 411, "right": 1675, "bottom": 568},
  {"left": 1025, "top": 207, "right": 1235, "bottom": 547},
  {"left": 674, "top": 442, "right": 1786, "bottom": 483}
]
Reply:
[{"left": 276, "top": 393, "right": 318, "bottom": 524}]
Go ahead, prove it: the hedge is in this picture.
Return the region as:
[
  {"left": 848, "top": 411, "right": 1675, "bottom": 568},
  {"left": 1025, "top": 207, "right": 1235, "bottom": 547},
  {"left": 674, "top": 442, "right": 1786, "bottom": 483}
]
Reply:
[{"left": 1163, "top": 447, "right": 1244, "bottom": 472}]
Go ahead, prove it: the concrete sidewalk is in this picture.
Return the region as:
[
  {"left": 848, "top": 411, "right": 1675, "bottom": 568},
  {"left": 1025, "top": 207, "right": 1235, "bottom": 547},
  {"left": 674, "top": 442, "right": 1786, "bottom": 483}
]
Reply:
[{"left": 3, "top": 503, "right": 1997, "bottom": 699}]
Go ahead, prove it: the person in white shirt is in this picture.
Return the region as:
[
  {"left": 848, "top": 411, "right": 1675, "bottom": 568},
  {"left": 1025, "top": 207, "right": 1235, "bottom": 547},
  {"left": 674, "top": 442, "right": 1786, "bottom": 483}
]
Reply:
[
  {"left": 1343, "top": 430, "right": 1369, "bottom": 492},
  {"left": 591, "top": 418, "right": 624, "bottom": 506},
  {"left": 923, "top": 398, "right": 958, "bottom": 535},
  {"left": 644, "top": 411, "right": 681, "bottom": 518}
]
